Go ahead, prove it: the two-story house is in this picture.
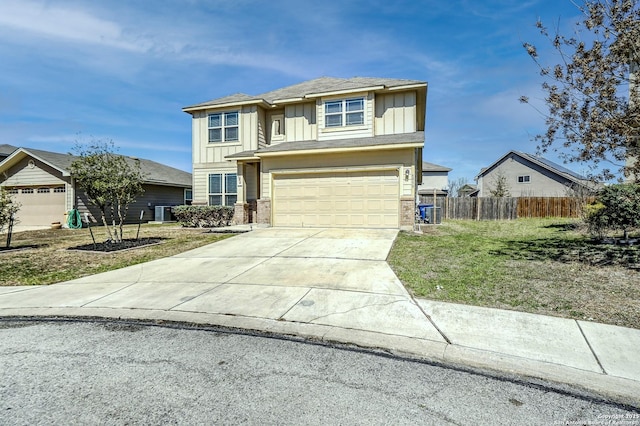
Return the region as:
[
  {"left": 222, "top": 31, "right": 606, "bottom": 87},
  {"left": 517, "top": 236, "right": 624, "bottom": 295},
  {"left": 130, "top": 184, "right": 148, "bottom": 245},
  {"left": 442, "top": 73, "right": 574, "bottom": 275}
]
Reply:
[{"left": 183, "top": 77, "right": 427, "bottom": 230}]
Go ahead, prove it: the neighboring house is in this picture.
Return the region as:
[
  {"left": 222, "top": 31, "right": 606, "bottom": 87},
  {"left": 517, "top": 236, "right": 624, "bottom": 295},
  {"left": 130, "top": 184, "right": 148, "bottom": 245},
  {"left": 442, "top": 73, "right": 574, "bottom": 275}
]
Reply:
[
  {"left": 183, "top": 76, "right": 427, "bottom": 230},
  {"left": 0, "top": 147, "right": 192, "bottom": 227},
  {"left": 0, "top": 144, "right": 16, "bottom": 162},
  {"left": 417, "top": 161, "right": 451, "bottom": 203},
  {"left": 475, "top": 151, "right": 594, "bottom": 197},
  {"left": 458, "top": 184, "right": 479, "bottom": 197}
]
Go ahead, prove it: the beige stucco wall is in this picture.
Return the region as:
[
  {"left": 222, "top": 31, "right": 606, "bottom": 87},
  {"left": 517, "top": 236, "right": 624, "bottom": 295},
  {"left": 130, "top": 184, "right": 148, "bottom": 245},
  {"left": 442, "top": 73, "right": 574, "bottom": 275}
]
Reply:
[{"left": 419, "top": 171, "right": 449, "bottom": 192}]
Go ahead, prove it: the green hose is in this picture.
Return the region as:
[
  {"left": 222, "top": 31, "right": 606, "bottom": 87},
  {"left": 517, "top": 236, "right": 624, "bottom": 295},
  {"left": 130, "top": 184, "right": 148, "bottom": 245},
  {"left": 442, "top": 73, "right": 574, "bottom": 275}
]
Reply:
[{"left": 67, "top": 209, "right": 83, "bottom": 229}]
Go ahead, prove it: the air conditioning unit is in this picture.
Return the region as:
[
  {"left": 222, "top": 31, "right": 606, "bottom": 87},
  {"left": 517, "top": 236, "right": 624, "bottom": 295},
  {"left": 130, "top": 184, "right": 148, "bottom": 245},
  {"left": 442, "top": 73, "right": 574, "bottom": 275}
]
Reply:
[{"left": 154, "top": 206, "right": 174, "bottom": 222}]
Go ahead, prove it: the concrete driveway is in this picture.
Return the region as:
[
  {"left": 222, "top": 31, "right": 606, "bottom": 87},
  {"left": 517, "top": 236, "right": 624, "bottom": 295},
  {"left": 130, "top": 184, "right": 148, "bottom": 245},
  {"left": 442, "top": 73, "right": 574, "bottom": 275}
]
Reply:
[{"left": 0, "top": 228, "right": 444, "bottom": 342}]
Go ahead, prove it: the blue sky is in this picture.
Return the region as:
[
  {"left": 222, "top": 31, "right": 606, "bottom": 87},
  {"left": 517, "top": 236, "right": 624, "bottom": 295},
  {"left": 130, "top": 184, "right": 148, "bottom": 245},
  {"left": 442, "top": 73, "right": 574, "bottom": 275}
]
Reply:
[{"left": 0, "top": 0, "right": 593, "bottom": 183}]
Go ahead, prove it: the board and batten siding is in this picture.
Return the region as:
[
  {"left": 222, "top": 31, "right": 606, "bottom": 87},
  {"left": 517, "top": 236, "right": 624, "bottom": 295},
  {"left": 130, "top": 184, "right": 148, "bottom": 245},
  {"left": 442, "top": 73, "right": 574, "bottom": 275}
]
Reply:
[
  {"left": 192, "top": 105, "right": 259, "bottom": 165},
  {"left": 284, "top": 102, "right": 317, "bottom": 143},
  {"left": 374, "top": 92, "right": 417, "bottom": 135}
]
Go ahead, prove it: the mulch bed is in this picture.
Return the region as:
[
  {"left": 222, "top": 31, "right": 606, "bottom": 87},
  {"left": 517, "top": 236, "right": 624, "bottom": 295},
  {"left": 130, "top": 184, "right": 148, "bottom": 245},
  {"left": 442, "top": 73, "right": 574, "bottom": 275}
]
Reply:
[{"left": 69, "top": 238, "right": 164, "bottom": 253}]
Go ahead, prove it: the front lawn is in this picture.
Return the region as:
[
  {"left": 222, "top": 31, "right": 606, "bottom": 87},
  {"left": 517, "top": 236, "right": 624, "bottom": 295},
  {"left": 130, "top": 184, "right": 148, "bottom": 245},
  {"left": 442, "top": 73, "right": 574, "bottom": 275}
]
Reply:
[
  {"left": 0, "top": 224, "right": 233, "bottom": 286},
  {"left": 388, "top": 219, "right": 640, "bottom": 329}
]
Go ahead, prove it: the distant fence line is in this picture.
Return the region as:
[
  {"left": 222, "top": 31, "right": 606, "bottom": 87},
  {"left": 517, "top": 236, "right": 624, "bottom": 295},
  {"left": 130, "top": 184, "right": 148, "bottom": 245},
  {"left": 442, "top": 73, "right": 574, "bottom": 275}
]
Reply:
[{"left": 423, "top": 197, "right": 595, "bottom": 221}]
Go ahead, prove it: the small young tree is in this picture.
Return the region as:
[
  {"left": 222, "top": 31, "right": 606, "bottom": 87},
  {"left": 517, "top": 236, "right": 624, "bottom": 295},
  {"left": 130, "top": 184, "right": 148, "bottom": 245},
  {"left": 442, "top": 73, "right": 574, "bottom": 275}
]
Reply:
[
  {"left": 0, "top": 188, "right": 20, "bottom": 246},
  {"left": 520, "top": 0, "right": 640, "bottom": 182},
  {"left": 489, "top": 172, "right": 511, "bottom": 197},
  {"left": 71, "top": 140, "right": 145, "bottom": 243},
  {"left": 586, "top": 183, "right": 640, "bottom": 240}
]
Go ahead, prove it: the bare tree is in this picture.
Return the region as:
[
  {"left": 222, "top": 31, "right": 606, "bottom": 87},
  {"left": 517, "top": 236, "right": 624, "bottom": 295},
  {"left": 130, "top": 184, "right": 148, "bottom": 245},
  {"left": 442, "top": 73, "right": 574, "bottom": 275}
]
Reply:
[
  {"left": 71, "top": 140, "right": 145, "bottom": 243},
  {"left": 448, "top": 177, "right": 472, "bottom": 197},
  {"left": 520, "top": 0, "right": 640, "bottom": 182}
]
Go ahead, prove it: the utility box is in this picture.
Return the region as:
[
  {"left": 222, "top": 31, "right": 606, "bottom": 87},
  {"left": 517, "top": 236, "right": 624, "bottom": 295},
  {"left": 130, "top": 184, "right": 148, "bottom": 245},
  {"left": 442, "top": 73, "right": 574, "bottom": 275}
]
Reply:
[
  {"left": 425, "top": 206, "right": 442, "bottom": 224},
  {"left": 154, "top": 206, "right": 174, "bottom": 222}
]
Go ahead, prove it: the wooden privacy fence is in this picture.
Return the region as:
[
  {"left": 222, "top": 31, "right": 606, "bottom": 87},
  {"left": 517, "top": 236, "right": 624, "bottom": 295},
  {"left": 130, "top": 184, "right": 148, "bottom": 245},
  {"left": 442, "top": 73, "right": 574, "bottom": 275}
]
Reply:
[{"left": 432, "top": 197, "right": 593, "bottom": 220}]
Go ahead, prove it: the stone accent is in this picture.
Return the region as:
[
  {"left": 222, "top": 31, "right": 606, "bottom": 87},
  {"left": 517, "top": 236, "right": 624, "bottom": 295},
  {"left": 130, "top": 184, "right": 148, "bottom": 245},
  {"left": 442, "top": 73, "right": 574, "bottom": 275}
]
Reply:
[
  {"left": 257, "top": 198, "right": 271, "bottom": 225},
  {"left": 232, "top": 201, "right": 259, "bottom": 224},
  {"left": 233, "top": 202, "right": 247, "bottom": 225},
  {"left": 400, "top": 197, "right": 415, "bottom": 231}
]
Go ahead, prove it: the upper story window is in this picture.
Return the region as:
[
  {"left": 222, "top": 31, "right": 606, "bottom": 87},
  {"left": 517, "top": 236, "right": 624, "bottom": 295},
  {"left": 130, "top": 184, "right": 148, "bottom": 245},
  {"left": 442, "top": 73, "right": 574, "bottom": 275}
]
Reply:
[
  {"left": 518, "top": 175, "right": 531, "bottom": 183},
  {"left": 208, "top": 111, "right": 239, "bottom": 143},
  {"left": 324, "top": 98, "right": 364, "bottom": 128}
]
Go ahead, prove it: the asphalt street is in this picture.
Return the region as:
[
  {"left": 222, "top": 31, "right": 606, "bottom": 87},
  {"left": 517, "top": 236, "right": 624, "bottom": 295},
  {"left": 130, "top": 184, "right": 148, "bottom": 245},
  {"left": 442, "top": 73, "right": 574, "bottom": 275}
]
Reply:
[{"left": 1, "top": 319, "right": 638, "bottom": 425}]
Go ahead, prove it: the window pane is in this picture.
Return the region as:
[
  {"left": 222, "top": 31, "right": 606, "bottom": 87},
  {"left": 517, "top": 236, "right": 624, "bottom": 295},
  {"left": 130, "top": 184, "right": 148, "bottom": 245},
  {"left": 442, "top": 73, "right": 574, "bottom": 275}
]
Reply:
[
  {"left": 209, "top": 129, "right": 221, "bottom": 142},
  {"left": 346, "top": 98, "right": 363, "bottom": 111},
  {"left": 225, "top": 195, "right": 237, "bottom": 206},
  {"left": 346, "top": 112, "right": 364, "bottom": 126},
  {"left": 208, "top": 113, "right": 221, "bottom": 127},
  {"left": 325, "top": 101, "right": 342, "bottom": 114},
  {"left": 225, "top": 112, "right": 238, "bottom": 126},
  {"left": 225, "top": 127, "right": 238, "bottom": 141},
  {"left": 225, "top": 173, "right": 237, "bottom": 193},
  {"left": 209, "top": 195, "right": 222, "bottom": 206},
  {"left": 209, "top": 174, "right": 222, "bottom": 193},
  {"left": 326, "top": 114, "right": 342, "bottom": 127}
]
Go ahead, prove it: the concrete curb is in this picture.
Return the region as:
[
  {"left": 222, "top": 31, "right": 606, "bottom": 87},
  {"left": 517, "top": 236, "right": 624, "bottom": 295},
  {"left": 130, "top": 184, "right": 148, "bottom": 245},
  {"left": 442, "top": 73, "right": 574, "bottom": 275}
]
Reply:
[{"left": 2, "top": 307, "right": 639, "bottom": 408}]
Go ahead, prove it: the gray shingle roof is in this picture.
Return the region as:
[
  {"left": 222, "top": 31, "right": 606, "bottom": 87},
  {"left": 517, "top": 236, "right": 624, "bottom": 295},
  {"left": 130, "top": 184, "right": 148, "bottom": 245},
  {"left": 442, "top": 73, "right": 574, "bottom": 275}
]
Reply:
[
  {"left": 184, "top": 76, "right": 427, "bottom": 110},
  {"left": 422, "top": 161, "right": 452, "bottom": 172},
  {"left": 6, "top": 147, "right": 192, "bottom": 188},
  {"left": 225, "top": 132, "right": 424, "bottom": 158},
  {"left": 0, "top": 144, "right": 17, "bottom": 157},
  {"left": 515, "top": 151, "right": 587, "bottom": 180}
]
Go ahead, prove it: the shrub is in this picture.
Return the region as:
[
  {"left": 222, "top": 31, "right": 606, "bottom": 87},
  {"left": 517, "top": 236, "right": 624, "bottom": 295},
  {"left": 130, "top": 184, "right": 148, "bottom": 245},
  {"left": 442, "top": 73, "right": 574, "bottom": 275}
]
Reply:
[
  {"left": 585, "top": 184, "right": 640, "bottom": 240},
  {"left": 173, "top": 205, "right": 235, "bottom": 228}
]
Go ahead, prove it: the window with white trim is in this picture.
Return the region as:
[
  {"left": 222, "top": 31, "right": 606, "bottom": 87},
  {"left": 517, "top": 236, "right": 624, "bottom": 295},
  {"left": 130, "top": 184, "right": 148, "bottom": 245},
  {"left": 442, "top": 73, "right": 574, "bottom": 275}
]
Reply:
[
  {"left": 208, "top": 173, "right": 237, "bottom": 206},
  {"left": 7, "top": 188, "right": 18, "bottom": 194},
  {"left": 37, "top": 188, "right": 50, "bottom": 194},
  {"left": 518, "top": 175, "right": 531, "bottom": 183},
  {"left": 184, "top": 189, "right": 193, "bottom": 205},
  {"left": 324, "top": 97, "right": 364, "bottom": 128},
  {"left": 53, "top": 187, "right": 66, "bottom": 193},
  {"left": 21, "top": 188, "right": 34, "bottom": 194},
  {"left": 208, "top": 111, "right": 239, "bottom": 143}
]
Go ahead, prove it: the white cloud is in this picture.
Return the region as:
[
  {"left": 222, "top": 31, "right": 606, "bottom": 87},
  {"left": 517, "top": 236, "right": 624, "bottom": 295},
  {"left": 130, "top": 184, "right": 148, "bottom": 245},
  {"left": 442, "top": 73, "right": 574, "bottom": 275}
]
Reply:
[{"left": 0, "top": 0, "right": 147, "bottom": 52}]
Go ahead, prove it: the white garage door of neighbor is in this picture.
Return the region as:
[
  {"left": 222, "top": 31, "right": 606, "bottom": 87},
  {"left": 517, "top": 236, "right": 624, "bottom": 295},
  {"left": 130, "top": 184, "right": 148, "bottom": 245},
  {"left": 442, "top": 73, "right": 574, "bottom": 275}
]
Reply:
[
  {"left": 272, "top": 170, "right": 400, "bottom": 228},
  {"left": 12, "top": 188, "right": 66, "bottom": 226}
]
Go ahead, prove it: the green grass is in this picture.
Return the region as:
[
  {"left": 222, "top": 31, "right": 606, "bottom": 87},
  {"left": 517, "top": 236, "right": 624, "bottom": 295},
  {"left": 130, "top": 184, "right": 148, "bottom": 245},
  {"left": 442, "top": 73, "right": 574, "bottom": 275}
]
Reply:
[
  {"left": 388, "top": 219, "right": 640, "bottom": 329},
  {"left": 0, "top": 224, "right": 233, "bottom": 286}
]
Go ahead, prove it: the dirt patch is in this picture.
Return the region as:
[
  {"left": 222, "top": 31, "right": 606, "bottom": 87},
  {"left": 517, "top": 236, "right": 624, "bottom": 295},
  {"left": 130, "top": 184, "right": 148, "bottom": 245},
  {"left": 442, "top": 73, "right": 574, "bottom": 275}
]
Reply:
[{"left": 69, "top": 238, "right": 164, "bottom": 253}]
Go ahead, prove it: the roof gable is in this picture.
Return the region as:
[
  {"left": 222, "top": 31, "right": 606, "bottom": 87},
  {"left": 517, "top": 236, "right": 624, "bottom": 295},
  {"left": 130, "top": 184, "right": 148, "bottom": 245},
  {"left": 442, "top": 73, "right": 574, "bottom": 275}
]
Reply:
[
  {"left": 0, "top": 147, "right": 192, "bottom": 188},
  {"left": 477, "top": 150, "right": 587, "bottom": 183},
  {"left": 183, "top": 76, "right": 427, "bottom": 111}
]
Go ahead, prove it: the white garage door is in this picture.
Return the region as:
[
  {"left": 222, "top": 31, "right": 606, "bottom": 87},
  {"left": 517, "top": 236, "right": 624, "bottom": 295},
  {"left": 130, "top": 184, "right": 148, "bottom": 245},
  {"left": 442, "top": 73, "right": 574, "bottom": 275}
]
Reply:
[
  {"left": 10, "top": 187, "right": 66, "bottom": 226},
  {"left": 273, "top": 170, "right": 399, "bottom": 228}
]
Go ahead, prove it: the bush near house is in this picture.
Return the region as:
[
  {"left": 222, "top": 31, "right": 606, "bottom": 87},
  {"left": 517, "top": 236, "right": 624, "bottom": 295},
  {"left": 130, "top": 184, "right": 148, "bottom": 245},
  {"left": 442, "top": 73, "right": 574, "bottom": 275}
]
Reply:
[{"left": 173, "top": 205, "right": 234, "bottom": 228}]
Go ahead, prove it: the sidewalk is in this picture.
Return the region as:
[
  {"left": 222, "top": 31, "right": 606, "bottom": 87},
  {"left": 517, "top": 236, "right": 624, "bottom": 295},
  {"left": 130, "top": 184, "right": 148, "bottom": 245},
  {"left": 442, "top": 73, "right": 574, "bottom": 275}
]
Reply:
[{"left": 0, "top": 227, "right": 638, "bottom": 407}]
